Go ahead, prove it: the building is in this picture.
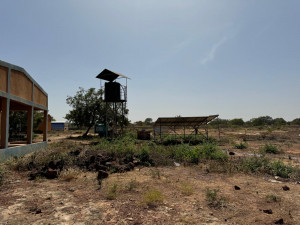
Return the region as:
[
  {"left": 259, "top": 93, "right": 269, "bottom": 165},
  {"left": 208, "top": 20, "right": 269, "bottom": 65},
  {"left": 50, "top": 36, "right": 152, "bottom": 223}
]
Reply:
[{"left": 0, "top": 60, "right": 48, "bottom": 161}]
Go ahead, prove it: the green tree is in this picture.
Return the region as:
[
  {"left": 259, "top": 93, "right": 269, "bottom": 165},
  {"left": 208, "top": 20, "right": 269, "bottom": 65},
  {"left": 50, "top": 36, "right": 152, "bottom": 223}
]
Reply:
[
  {"left": 144, "top": 118, "right": 153, "bottom": 125},
  {"left": 250, "top": 116, "right": 273, "bottom": 126},
  {"left": 291, "top": 118, "right": 300, "bottom": 125},
  {"left": 230, "top": 118, "right": 244, "bottom": 126},
  {"left": 273, "top": 118, "right": 286, "bottom": 126},
  {"left": 65, "top": 87, "right": 129, "bottom": 137},
  {"left": 66, "top": 87, "right": 104, "bottom": 137}
]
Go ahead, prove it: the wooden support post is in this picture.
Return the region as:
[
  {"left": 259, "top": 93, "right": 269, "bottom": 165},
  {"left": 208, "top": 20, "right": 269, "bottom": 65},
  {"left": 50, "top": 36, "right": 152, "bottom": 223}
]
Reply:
[
  {"left": 27, "top": 106, "right": 33, "bottom": 144},
  {"left": 0, "top": 98, "right": 9, "bottom": 149},
  {"left": 43, "top": 110, "right": 48, "bottom": 142},
  {"left": 218, "top": 119, "right": 220, "bottom": 140}
]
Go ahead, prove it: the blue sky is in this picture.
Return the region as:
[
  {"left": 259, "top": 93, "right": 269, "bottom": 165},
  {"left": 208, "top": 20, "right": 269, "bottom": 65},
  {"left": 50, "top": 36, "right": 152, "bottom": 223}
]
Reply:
[{"left": 1, "top": 1, "right": 299, "bottom": 122}]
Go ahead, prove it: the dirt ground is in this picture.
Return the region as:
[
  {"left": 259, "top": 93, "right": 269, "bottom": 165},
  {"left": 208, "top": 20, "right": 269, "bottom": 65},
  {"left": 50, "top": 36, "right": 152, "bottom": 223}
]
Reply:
[
  {"left": 1, "top": 167, "right": 299, "bottom": 225},
  {"left": 1, "top": 127, "right": 300, "bottom": 225}
]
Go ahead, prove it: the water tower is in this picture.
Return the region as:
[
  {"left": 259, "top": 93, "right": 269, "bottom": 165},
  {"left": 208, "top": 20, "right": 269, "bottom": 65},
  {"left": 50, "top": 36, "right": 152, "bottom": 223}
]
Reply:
[{"left": 96, "top": 69, "right": 129, "bottom": 137}]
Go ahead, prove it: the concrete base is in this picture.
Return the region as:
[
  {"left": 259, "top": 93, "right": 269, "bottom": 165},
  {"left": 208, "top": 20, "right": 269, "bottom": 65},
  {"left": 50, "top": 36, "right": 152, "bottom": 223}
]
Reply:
[{"left": 0, "top": 142, "right": 47, "bottom": 162}]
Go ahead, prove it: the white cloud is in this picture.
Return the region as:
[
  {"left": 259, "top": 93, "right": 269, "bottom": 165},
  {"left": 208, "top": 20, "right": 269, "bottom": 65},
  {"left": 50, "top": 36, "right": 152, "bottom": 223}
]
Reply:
[{"left": 201, "top": 36, "right": 228, "bottom": 65}]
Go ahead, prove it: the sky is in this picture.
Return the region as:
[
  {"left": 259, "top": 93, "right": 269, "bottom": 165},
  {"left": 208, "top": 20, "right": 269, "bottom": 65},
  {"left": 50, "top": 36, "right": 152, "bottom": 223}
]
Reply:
[{"left": 0, "top": 0, "right": 299, "bottom": 122}]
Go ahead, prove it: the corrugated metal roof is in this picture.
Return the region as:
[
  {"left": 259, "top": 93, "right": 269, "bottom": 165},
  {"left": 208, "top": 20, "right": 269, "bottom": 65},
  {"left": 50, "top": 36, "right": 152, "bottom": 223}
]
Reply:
[
  {"left": 96, "top": 69, "right": 129, "bottom": 82},
  {"left": 154, "top": 115, "right": 219, "bottom": 127}
]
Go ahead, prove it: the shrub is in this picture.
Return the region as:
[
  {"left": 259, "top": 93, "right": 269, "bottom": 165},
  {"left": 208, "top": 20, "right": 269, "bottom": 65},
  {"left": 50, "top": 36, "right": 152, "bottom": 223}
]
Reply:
[
  {"left": 241, "top": 155, "right": 270, "bottom": 173},
  {"left": 106, "top": 183, "right": 118, "bottom": 200},
  {"left": 0, "top": 165, "right": 5, "bottom": 186},
  {"left": 260, "top": 144, "right": 280, "bottom": 154},
  {"left": 59, "top": 167, "right": 81, "bottom": 182},
  {"left": 269, "top": 161, "right": 294, "bottom": 178},
  {"left": 179, "top": 182, "right": 194, "bottom": 196},
  {"left": 234, "top": 142, "right": 248, "bottom": 149},
  {"left": 265, "top": 194, "right": 281, "bottom": 203},
  {"left": 126, "top": 179, "right": 138, "bottom": 191},
  {"left": 206, "top": 188, "right": 226, "bottom": 208},
  {"left": 144, "top": 190, "right": 164, "bottom": 207},
  {"left": 198, "top": 144, "right": 228, "bottom": 161}
]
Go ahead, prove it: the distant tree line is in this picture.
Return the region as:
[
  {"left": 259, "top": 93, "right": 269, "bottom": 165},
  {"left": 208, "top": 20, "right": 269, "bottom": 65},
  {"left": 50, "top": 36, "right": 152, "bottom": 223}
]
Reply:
[{"left": 209, "top": 116, "right": 300, "bottom": 128}]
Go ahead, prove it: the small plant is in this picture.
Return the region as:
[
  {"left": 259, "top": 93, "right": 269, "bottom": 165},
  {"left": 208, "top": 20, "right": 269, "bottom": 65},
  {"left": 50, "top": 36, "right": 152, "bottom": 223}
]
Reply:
[
  {"left": 260, "top": 144, "right": 280, "bottom": 154},
  {"left": 269, "top": 160, "right": 294, "bottom": 178},
  {"left": 0, "top": 165, "right": 6, "bottom": 186},
  {"left": 206, "top": 188, "right": 226, "bottom": 208},
  {"left": 126, "top": 179, "right": 138, "bottom": 191},
  {"left": 150, "top": 168, "right": 161, "bottom": 179},
  {"left": 106, "top": 183, "right": 118, "bottom": 200},
  {"left": 234, "top": 142, "right": 248, "bottom": 149},
  {"left": 59, "top": 167, "right": 81, "bottom": 182},
  {"left": 265, "top": 194, "right": 281, "bottom": 203},
  {"left": 179, "top": 182, "right": 194, "bottom": 196},
  {"left": 144, "top": 190, "right": 164, "bottom": 207}
]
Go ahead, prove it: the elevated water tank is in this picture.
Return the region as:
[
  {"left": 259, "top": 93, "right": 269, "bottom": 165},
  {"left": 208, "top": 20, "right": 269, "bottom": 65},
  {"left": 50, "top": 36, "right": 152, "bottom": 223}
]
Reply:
[{"left": 105, "top": 82, "right": 121, "bottom": 102}]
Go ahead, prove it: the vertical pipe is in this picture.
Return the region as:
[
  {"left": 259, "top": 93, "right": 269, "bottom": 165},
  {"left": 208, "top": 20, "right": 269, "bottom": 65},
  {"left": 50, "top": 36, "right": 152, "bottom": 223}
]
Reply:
[{"left": 27, "top": 106, "right": 33, "bottom": 144}]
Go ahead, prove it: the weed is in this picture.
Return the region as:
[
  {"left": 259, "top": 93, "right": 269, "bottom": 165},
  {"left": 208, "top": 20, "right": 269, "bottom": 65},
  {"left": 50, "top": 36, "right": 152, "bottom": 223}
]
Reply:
[
  {"left": 150, "top": 168, "right": 161, "bottom": 179},
  {"left": 0, "top": 165, "right": 6, "bottom": 186},
  {"left": 106, "top": 183, "right": 118, "bottom": 200},
  {"left": 260, "top": 144, "right": 280, "bottom": 154},
  {"left": 179, "top": 182, "right": 194, "bottom": 196},
  {"left": 234, "top": 142, "right": 248, "bottom": 149},
  {"left": 265, "top": 194, "right": 281, "bottom": 203},
  {"left": 144, "top": 190, "right": 164, "bottom": 207},
  {"left": 59, "top": 167, "right": 81, "bottom": 182},
  {"left": 198, "top": 144, "right": 228, "bottom": 161},
  {"left": 241, "top": 155, "right": 270, "bottom": 173},
  {"left": 206, "top": 188, "right": 226, "bottom": 208},
  {"left": 126, "top": 179, "right": 138, "bottom": 191},
  {"left": 269, "top": 160, "right": 294, "bottom": 178}
]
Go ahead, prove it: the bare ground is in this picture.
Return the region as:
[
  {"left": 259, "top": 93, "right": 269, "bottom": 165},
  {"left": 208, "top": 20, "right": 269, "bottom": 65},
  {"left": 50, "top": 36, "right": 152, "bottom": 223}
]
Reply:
[{"left": 1, "top": 127, "right": 300, "bottom": 225}]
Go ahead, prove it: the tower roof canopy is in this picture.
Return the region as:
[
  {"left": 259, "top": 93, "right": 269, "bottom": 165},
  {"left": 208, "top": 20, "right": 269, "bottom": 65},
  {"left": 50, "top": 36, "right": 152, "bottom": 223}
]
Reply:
[{"left": 96, "top": 69, "right": 129, "bottom": 82}]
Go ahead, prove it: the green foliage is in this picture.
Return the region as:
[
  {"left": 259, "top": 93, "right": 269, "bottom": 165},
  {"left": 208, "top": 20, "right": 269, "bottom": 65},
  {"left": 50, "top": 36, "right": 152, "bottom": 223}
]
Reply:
[
  {"left": 260, "top": 144, "right": 280, "bottom": 154},
  {"left": 269, "top": 161, "right": 294, "bottom": 178},
  {"left": 198, "top": 144, "right": 228, "bottom": 161},
  {"left": 241, "top": 155, "right": 270, "bottom": 173},
  {"left": 291, "top": 118, "right": 300, "bottom": 125},
  {"left": 230, "top": 118, "right": 245, "bottom": 126},
  {"left": 144, "top": 190, "right": 164, "bottom": 207},
  {"left": 106, "top": 183, "right": 118, "bottom": 200},
  {"left": 144, "top": 118, "right": 153, "bottom": 125},
  {"left": 66, "top": 87, "right": 104, "bottom": 136},
  {"left": 234, "top": 142, "right": 248, "bottom": 149},
  {"left": 206, "top": 188, "right": 226, "bottom": 208},
  {"left": 250, "top": 116, "right": 273, "bottom": 126},
  {"left": 265, "top": 194, "right": 281, "bottom": 203}
]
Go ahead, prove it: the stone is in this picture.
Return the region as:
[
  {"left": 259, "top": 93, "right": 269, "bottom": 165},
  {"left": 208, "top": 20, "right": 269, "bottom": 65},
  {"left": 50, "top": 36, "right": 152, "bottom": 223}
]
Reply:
[
  {"left": 97, "top": 170, "right": 109, "bottom": 180},
  {"left": 263, "top": 209, "right": 273, "bottom": 214},
  {"left": 282, "top": 185, "right": 290, "bottom": 191},
  {"left": 44, "top": 168, "right": 59, "bottom": 179},
  {"left": 274, "top": 218, "right": 284, "bottom": 224},
  {"left": 229, "top": 151, "right": 235, "bottom": 155},
  {"left": 234, "top": 185, "right": 241, "bottom": 190}
]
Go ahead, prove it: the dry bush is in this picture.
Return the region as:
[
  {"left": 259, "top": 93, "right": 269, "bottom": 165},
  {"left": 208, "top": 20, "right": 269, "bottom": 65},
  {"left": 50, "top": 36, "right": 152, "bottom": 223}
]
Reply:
[
  {"left": 144, "top": 190, "right": 164, "bottom": 207},
  {"left": 178, "top": 182, "right": 194, "bottom": 196},
  {"left": 59, "top": 167, "right": 81, "bottom": 182}
]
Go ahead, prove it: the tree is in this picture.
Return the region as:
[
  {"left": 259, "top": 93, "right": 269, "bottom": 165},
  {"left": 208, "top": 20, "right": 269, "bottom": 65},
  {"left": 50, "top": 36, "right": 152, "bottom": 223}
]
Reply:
[
  {"left": 230, "top": 118, "right": 245, "bottom": 126},
  {"left": 144, "top": 118, "right": 153, "bottom": 125},
  {"left": 65, "top": 87, "right": 129, "bottom": 137},
  {"left": 66, "top": 87, "right": 103, "bottom": 137}
]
